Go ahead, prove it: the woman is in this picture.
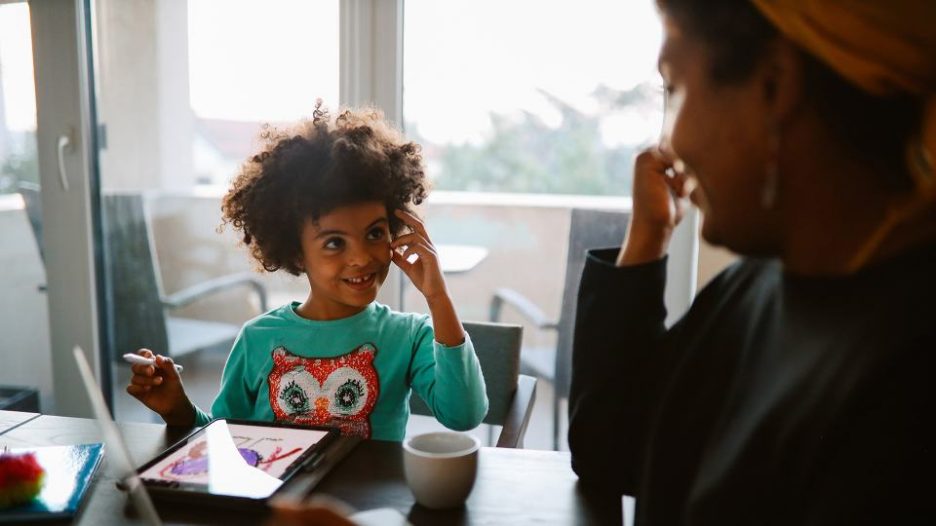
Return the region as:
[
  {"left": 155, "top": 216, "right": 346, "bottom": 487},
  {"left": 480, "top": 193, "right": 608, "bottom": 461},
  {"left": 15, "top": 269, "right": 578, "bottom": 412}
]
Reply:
[{"left": 568, "top": 0, "right": 935, "bottom": 524}]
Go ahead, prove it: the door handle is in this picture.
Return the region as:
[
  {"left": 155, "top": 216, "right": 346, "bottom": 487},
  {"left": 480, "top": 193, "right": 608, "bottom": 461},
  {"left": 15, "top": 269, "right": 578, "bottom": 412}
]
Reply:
[{"left": 56, "top": 132, "right": 73, "bottom": 191}]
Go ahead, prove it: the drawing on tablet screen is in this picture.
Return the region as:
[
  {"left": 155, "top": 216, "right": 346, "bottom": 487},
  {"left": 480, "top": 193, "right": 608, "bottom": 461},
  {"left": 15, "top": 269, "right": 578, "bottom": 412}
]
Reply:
[
  {"left": 140, "top": 423, "right": 329, "bottom": 484},
  {"left": 159, "top": 436, "right": 302, "bottom": 479}
]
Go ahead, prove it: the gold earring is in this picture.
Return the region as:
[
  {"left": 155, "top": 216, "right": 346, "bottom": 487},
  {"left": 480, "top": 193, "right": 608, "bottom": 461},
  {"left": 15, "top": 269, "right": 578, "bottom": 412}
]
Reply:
[{"left": 761, "top": 122, "right": 781, "bottom": 209}]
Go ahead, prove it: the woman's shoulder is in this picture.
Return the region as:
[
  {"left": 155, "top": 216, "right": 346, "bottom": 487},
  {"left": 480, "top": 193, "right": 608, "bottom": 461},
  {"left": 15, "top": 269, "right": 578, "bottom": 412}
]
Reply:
[{"left": 695, "top": 256, "right": 782, "bottom": 304}]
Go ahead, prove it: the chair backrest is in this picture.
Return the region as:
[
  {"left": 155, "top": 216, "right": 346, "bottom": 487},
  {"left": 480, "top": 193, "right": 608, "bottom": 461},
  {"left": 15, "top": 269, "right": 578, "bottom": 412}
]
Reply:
[
  {"left": 410, "top": 321, "right": 523, "bottom": 427},
  {"left": 17, "top": 181, "right": 45, "bottom": 263},
  {"left": 102, "top": 193, "right": 170, "bottom": 357},
  {"left": 553, "top": 208, "right": 630, "bottom": 398}
]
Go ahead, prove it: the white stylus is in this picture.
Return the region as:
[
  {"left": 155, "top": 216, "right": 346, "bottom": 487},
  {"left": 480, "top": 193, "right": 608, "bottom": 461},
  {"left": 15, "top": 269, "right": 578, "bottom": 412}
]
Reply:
[{"left": 122, "top": 353, "right": 184, "bottom": 373}]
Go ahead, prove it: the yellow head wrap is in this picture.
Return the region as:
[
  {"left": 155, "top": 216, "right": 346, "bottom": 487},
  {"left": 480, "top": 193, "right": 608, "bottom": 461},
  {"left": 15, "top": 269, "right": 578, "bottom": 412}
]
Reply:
[{"left": 751, "top": 0, "right": 936, "bottom": 269}]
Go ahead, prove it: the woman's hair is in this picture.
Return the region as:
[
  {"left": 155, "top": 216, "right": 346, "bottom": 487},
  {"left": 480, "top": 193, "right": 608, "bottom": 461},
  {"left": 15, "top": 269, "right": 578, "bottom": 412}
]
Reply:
[
  {"left": 657, "top": 0, "right": 922, "bottom": 189},
  {"left": 221, "top": 101, "right": 429, "bottom": 275}
]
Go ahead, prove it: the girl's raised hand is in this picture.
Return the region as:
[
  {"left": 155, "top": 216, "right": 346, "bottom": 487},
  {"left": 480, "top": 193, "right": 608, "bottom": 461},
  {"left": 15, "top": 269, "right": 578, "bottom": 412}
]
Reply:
[
  {"left": 390, "top": 209, "right": 449, "bottom": 303},
  {"left": 125, "top": 349, "right": 195, "bottom": 426}
]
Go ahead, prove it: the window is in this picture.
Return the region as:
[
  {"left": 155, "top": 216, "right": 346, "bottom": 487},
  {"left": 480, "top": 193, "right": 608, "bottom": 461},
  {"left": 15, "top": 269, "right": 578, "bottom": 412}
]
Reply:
[
  {"left": 403, "top": 0, "right": 663, "bottom": 196},
  {"left": 401, "top": 2, "right": 680, "bottom": 449}
]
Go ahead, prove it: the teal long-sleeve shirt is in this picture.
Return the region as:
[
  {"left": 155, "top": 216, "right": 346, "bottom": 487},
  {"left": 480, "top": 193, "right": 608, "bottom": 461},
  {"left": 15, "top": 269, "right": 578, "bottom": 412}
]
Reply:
[{"left": 193, "top": 302, "right": 488, "bottom": 441}]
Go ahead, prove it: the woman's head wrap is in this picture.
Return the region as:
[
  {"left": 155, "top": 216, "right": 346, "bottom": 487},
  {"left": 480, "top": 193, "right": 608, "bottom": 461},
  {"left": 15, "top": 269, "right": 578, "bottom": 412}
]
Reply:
[{"left": 751, "top": 0, "right": 935, "bottom": 191}]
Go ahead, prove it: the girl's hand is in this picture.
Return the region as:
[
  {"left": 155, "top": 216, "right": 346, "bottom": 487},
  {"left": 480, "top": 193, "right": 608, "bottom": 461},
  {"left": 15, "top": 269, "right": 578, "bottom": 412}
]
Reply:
[
  {"left": 125, "top": 349, "right": 195, "bottom": 426},
  {"left": 618, "top": 147, "right": 693, "bottom": 266},
  {"left": 390, "top": 209, "right": 449, "bottom": 303}
]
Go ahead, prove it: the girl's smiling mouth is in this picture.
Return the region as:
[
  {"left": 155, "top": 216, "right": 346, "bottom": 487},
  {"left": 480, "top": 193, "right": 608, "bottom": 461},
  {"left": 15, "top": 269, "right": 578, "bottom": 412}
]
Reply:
[{"left": 343, "top": 273, "right": 377, "bottom": 290}]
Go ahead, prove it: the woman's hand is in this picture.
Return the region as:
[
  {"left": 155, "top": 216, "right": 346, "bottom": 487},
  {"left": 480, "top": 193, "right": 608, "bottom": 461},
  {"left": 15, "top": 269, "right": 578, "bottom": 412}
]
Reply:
[
  {"left": 617, "top": 147, "right": 693, "bottom": 266},
  {"left": 390, "top": 209, "right": 449, "bottom": 304},
  {"left": 266, "top": 495, "right": 357, "bottom": 526},
  {"left": 125, "top": 349, "right": 194, "bottom": 426}
]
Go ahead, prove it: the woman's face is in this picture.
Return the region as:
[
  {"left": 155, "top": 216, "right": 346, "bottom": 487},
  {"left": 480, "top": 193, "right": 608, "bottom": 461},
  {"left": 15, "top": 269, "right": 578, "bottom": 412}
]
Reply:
[{"left": 659, "top": 14, "right": 778, "bottom": 254}]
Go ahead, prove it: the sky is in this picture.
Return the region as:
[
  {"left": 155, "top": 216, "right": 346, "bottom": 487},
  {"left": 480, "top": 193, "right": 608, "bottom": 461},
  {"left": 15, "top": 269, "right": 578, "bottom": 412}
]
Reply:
[
  {"left": 2, "top": 0, "right": 664, "bottom": 147},
  {"left": 403, "top": 0, "right": 664, "bottom": 145}
]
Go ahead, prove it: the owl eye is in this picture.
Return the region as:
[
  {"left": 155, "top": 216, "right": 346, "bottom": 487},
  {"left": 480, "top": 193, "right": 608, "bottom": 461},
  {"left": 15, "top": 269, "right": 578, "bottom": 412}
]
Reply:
[
  {"left": 334, "top": 379, "right": 364, "bottom": 412},
  {"left": 322, "top": 367, "right": 370, "bottom": 416},
  {"left": 277, "top": 367, "right": 319, "bottom": 416},
  {"left": 280, "top": 380, "right": 310, "bottom": 414}
]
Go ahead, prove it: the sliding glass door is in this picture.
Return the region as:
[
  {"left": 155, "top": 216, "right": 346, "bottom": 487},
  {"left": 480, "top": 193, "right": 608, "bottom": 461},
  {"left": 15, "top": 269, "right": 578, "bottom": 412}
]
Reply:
[
  {"left": 0, "top": 0, "right": 102, "bottom": 417},
  {"left": 86, "top": 0, "right": 341, "bottom": 421},
  {"left": 0, "top": 2, "right": 49, "bottom": 413}
]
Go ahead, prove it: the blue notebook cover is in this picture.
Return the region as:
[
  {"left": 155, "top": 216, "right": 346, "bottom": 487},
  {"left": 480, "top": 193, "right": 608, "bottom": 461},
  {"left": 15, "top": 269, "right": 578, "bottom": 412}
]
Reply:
[{"left": 0, "top": 443, "right": 104, "bottom": 523}]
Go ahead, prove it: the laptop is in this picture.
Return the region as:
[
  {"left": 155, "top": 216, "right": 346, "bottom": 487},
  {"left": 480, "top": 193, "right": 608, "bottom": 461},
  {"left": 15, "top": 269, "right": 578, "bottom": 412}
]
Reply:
[{"left": 72, "top": 346, "right": 163, "bottom": 526}]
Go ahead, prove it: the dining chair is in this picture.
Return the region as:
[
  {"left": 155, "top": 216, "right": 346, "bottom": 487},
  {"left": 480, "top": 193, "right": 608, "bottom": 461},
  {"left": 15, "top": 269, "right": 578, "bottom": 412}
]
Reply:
[
  {"left": 489, "top": 208, "right": 630, "bottom": 450},
  {"left": 17, "top": 182, "right": 45, "bottom": 263},
  {"left": 409, "top": 320, "right": 537, "bottom": 448},
  {"left": 102, "top": 193, "right": 268, "bottom": 361}
]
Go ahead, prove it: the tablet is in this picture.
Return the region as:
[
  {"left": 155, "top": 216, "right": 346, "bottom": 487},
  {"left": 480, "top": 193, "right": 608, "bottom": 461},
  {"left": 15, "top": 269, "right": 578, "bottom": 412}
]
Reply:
[{"left": 132, "top": 419, "right": 339, "bottom": 508}]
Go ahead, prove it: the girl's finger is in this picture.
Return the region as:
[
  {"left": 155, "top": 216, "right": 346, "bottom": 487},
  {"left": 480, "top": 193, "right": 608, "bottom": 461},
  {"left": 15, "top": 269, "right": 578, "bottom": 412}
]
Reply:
[
  {"left": 396, "top": 241, "right": 438, "bottom": 265},
  {"left": 390, "top": 232, "right": 430, "bottom": 250},
  {"left": 154, "top": 355, "right": 180, "bottom": 380},
  {"left": 126, "top": 384, "right": 151, "bottom": 397},
  {"left": 391, "top": 251, "right": 423, "bottom": 280},
  {"left": 391, "top": 251, "right": 414, "bottom": 273},
  {"left": 130, "top": 374, "right": 163, "bottom": 387},
  {"left": 394, "top": 247, "right": 422, "bottom": 268},
  {"left": 131, "top": 364, "right": 155, "bottom": 376},
  {"left": 395, "top": 209, "right": 428, "bottom": 237}
]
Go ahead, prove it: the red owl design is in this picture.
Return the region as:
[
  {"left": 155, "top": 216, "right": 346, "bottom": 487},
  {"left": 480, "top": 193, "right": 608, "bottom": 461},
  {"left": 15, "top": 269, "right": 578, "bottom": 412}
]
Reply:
[{"left": 267, "top": 344, "right": 379, "bottom": 438}]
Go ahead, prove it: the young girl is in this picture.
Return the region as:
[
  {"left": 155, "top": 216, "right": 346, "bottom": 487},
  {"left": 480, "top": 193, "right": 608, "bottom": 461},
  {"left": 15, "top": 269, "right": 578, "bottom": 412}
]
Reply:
[{"left": 126, "top": 103, "right": 488, "bottom": 441}]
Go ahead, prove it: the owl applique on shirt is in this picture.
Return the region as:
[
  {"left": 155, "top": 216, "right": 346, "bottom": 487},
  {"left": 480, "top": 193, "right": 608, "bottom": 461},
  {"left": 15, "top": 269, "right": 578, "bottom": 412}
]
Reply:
[{"left": 268, "top": 344, "right": 379, "bottom": 438}]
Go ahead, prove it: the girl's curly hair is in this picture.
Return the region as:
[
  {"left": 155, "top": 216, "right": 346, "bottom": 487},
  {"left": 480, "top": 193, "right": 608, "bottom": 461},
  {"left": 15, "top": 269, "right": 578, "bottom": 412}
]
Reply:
[{"left": 221, "top": 101, "right": 429, "bottom": 275}]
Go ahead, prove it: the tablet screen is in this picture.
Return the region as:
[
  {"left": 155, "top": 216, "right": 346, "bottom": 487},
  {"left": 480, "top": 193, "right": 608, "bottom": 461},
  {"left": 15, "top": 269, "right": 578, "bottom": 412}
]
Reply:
[{"left": 137, "top": 420, "right": 333, "bottom": 499}]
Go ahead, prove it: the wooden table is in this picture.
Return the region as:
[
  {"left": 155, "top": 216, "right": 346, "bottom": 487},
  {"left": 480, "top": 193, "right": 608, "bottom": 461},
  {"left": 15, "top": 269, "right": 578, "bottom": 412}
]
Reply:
[
  {"left": 0, "top": 409, "right": 40, "bottom": 435},
  {"left": 0, "top": 411, "right": 619, "bottom": 525}
]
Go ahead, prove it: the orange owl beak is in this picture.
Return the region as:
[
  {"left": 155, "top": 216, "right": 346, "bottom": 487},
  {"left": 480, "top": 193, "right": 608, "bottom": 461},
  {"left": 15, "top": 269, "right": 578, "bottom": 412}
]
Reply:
[{"left": 314, "top": 397, "right": 330, "bottom": 419}]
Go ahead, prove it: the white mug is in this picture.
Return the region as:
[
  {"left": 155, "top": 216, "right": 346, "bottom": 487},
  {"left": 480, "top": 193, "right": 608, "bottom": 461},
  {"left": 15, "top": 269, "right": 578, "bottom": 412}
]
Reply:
[{"left": 402, "top": 431, "right": 480, "bottom": 509}]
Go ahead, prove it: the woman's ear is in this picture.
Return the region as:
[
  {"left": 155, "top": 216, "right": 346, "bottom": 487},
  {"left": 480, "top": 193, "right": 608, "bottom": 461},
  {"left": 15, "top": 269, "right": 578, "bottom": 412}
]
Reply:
[{"left": 761, "top": 37, "right": 806, "bottom": 123}]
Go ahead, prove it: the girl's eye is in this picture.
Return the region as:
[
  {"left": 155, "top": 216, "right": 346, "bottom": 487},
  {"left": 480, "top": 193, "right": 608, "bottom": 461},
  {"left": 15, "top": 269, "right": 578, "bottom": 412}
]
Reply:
[
  {"left": 366, "top": 228, "right": 386, "bottom": 241},
  {"left": 323, "top": 237, "right": 344, "bottom": 250}
]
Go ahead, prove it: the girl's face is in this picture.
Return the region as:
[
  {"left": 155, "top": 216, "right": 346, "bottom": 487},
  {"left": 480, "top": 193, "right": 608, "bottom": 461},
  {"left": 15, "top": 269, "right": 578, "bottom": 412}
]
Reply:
[
  {"left": 659, "top": 14, "right": 779, "bottom": 254},
  {"left": 299, "top": 201, "right": 392, "bottom": 320}
]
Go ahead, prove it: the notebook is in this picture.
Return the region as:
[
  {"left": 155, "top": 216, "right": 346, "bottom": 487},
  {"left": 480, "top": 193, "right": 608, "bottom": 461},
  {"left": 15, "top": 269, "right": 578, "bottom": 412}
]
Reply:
[{"left": 0, "top": 442, "right": 104, "bottom": 523}]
